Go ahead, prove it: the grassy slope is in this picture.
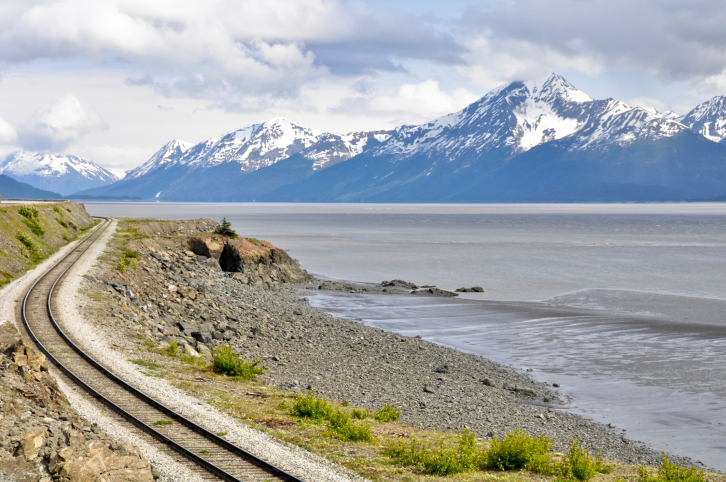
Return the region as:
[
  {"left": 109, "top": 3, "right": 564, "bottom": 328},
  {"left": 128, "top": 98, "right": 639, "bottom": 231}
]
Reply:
[{"left": 0, "top": 201, "right": 96, "bottom": 287}]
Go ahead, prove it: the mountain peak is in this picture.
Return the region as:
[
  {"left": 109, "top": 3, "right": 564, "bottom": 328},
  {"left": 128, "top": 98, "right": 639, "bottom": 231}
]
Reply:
[
  {"left": 681, "top": 95, "right": 726, "bottom": 143},
  {"left": 522, "top": 72, "right": 593, "bottom": 103}
]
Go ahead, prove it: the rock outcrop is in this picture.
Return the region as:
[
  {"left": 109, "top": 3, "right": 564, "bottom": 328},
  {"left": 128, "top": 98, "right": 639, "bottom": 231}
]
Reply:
[
  {"left": 0, "top": 320, "right": 154, "bottom": 482},
  {"left": 188, "top": 235, "right": 313, "bottom": 285}
]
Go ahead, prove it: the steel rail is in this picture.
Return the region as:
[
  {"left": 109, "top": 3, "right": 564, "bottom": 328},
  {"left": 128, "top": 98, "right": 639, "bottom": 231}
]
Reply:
[{"left": 21, "top": 218, "right": 304, "bottom": 482}]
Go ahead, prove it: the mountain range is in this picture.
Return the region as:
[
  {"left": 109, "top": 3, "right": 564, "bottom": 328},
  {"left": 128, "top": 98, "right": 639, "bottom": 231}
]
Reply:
[{"left": 10, "top": 73, "right": 726, "bottom": 202}]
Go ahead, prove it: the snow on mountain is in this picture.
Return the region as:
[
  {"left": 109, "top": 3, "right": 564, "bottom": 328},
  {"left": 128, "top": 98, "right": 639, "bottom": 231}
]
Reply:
[
  {"left": 681, "top": 96, "right": 726, "bottom": 143},
  {"left": 180, "top": 118, "right": 322, "bottom": 173},
  {"left": 302, "top": 130, "right": 393, "bottom": 170},
  {"left": 0, "top": 150, "right": 118, "bottom": 195},
  {"left": 127, "top": 118, "right": 392, "bottom": 181},
  {"left": 369, "top": 73, "right": 687, "bottom": 162},
  {"left": 565, "top": 99, "right": 687, "bottom": 150},
  {"left": 124, "top": 140, "right": 192, "bottom": 180}
]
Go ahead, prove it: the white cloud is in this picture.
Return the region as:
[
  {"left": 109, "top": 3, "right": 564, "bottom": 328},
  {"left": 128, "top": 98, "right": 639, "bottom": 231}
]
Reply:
[
  {"left": 0, "top": 0, "right": 464, "bottom": 109},
  {"left": 334, "top": 80, "right": 478, "bottom": 124},
  {"left": 18, "top": 93, "right": 108, "bottom": 151},
  {"left": 0, "top": 115, "right": 18, "bottom": 144}
]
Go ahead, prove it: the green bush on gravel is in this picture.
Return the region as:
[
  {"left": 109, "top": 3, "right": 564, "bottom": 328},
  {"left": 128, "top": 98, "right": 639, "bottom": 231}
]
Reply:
[
  {"left": 212, "top": 344, "right": 265, "bottom": 380},
  {"left": 388, "top": 429, "right": 485, "bottom": 476},
  {"left": 485, "top": 429, "right": 553, "bottom": 472},
  {"left": 374, "top": 403, "right": 401, "bottom": 422},
  {"left": 116, "top": 248, "right": 138, "bottom": 271},
  {"left": 18, "top": 205, "right": 39, "bottom": 219},
  {"left": 16, "top": 231, "right": 34, "bottom": 250},
  {"left": 638, "top": 456, "right": 705, "bottom": 482},
  {"left": 291, "top": 391, "right": 373, "bottom": 442},
  {"left": 557, "top": 439, "right": 613, "bottom": 481}
]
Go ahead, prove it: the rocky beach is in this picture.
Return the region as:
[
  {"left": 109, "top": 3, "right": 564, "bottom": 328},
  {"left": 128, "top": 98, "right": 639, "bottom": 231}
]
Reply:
[{"left": 77, "top": 217, "right": 687, "bottom": 472}]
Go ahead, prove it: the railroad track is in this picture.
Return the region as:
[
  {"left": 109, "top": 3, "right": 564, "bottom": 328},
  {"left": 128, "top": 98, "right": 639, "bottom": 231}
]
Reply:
[{"left": 21, "top": 218, "right": 303, "bottom": 482}]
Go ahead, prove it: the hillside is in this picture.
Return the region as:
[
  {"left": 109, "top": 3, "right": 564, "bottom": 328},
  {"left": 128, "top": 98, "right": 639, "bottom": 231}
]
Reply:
[
  {"left": 0, "top": 174, "right": 62, "bottom": 200},
  {"left": 0, "top": 201, "right": 95, "bottom": 287}
]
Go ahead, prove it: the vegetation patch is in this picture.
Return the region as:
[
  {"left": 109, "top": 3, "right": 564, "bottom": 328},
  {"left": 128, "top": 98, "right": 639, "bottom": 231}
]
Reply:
[
  {"left": 374, "top": 404, "right": 401, "bottom": 422},
  {"left": 639, "top": 456, "right": 705, "bottom": 482},
  {"left": 291, "top": 391, "right": 374, "bottom": 442},
  {"left": 116, "top": 248, "right": 138, "bottom": 271},
  {"left": 214, "top": 217, "right": 238, "bottom": 238},
  {"left": 212, "top": 344, "right": 265, "bottom": 380},
  {"left": 153, "top": 420, "right": 173, "bottom": 426},
  {"left": 16, "top": 231, "right": 35, "bottom": 250}
]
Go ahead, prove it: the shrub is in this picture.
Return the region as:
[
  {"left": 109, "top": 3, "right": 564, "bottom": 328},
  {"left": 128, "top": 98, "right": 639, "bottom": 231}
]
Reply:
[
  {"left": 53, "top": 206, "right": 62, "bottom": 215},
  {"left": 165, "top": 341, "right": 179, "bottom": 357},
  {"left": 639, "top": 456, "right": 705, "bottom": 482},
  {"left": 485, "top": 429, "right": 553, "bottom": 472},
  {"left": 214, "top": 217, "right": 238, "bottom": 238},
  {"left": 23, "top": 218, "right": 44, "bottom": 236},
  {"left": 336, "top": 420, "right": 373, "bottom": 442},
  {"left": 388, "top": 429, "right": 485, "bottom": 476},
  {"left": 18, "top": 205, "right": 39, "bottom": 219},
  {"left": 116, "top": 249, "right": 138, "bottom": 271},
  {"left": 56, "top": 218, "right": 69, "bottom": 228},
  {"left": 328, "top": 409, "right": 350, "bottom": 429},
  {"left": 374, "top": 404, "right": 401, "bottom": 422},
  {"left": 351, "top": 408, "right": 369, "bottom": 419},
  {"left": 16, "top": 232, "right": 34, "bottom": 250},
  {"left": 291, "top": 390, "right": 333, "bottom": 420},
  {"left": 212, "top": 344, "right": 265, "bottom": 380}
]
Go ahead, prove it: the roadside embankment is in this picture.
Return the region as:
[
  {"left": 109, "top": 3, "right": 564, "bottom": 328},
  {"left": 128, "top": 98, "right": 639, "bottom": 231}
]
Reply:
[
  {"left": 0, "top": 201, "right": 95, "bottom": 288},
  {"left": 69, "top": 218, "right": 710, "bottom": 480}
]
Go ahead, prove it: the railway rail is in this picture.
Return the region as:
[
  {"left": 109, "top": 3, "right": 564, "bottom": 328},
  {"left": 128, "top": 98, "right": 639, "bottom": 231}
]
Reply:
[{"left": 20, "top": 218, "right": 304, "bottom": 482}]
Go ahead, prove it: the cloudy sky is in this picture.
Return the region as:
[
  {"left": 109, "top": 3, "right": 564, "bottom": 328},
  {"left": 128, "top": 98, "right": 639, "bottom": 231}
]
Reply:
[{"left": 1, "top": 0, "right": 725, "bottom": 176}]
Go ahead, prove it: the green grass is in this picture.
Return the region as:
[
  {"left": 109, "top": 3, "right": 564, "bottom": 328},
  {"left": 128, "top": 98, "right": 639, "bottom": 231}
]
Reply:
[
  {"left": 53, "top": 206, "right": 62, "bottom": 215},
  {"left": 212, "top": 344, "right": 265, "bottom": 380},
  {"left": 131, "top": 359, "right": 162, "bottom": 370},
  {"left": 639, "top": 456, "right": 705, "bottom": 482},
  {"left": 153, "top": 420, "right": 173, "bottom": 426},
  {"left": 56, "top": 218, "right": 68, "bottom": 229}
]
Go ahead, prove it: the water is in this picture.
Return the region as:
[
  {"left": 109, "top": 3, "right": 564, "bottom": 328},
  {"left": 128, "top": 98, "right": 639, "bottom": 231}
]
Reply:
[{"left": 85, "top": 202, "right": 726, "bottom": 469}]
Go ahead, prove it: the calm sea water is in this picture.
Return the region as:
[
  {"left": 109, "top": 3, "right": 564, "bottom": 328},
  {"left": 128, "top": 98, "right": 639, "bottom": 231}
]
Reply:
[{"left": 85, "top": 202, "right": 726, "bottom": 469}]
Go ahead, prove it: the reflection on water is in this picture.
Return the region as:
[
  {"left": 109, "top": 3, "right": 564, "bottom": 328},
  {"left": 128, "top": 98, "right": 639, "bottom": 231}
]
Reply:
[{"left": 309, "top": 291, "right": 726, "bottom": 470}]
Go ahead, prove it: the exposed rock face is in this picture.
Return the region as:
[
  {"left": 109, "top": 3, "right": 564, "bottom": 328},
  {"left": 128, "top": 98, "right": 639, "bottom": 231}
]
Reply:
[
  {"left": 0, "top": 320, "right": 154, "bottom": 482},
  {"left": 188, "top": 235, "right": 313, "bottom": 285}
]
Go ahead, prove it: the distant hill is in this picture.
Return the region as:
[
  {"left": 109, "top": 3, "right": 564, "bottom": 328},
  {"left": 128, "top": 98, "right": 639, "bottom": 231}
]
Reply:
[{"left": 0, "top": 174, "right": 62, "bottom": 200}]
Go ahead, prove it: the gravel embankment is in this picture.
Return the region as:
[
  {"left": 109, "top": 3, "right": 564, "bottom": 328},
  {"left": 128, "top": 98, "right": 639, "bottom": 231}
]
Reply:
[{"left": 76, "top": 222, "right": 690, "bottom": 470}]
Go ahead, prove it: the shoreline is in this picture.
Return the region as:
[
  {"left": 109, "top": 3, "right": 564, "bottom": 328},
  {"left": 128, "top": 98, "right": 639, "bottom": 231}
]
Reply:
[{"left": 71, "top": 218, "right": 698, "bottom": 473}]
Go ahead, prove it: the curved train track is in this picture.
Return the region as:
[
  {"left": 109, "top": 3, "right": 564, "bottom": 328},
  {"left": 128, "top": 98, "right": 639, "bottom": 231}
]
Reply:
[{"left": 21, "top": 218, "right": 304, "bottom": 482}]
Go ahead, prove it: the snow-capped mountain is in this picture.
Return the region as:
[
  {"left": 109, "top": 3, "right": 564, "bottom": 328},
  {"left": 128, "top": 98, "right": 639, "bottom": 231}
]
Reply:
[
  {"left": 681, "top": 96, "right": 726, "bottom": 143},
  {"left": 124, "top": 140, "right": 192, "bottom": 180},
  {"left": 0, "top": 151, "right": 119, "bottom": 195},
  {"left": 368, "top": 73, "right": 686, "bottom": 163},
  {"left": 73, "top": 119, "right": 393, "bottom": 200},
  {"left": 267, "top": 73, "right": 726, "bottom": 202}
]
